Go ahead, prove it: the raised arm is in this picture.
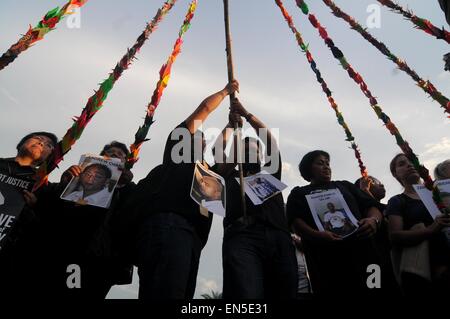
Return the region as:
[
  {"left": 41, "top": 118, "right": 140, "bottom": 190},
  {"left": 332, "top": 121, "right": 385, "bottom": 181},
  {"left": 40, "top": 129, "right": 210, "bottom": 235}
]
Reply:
[
  {"left": 185, "top": 80, "right": 239, "bottom": 134},
  {"left": 212, "top": 112, "right": 242, "bottom": 176},
  {"left": 230, "top": 98, "right": 279, "bottom": 158}
]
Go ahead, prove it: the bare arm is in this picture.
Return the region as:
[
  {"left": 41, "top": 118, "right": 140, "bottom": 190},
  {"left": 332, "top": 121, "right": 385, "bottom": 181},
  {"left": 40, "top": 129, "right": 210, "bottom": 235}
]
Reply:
[
  {"left": 212, "top": 113, "right": 241, "bottom": 176},
  {"left": 388, "top": 214, "right": 450, "bottom": 247},
  {"left": 230, "top": 98, "right": 279, "bottom": 157},
  {"left": 185, "top": 80, "right": 239, "bottom": 134}
]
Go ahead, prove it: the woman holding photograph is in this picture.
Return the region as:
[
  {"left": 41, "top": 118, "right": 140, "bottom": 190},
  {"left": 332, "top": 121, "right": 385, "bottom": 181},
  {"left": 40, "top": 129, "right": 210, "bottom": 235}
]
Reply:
[
  {"left": 286, "top": 150, "right": 385, "bottom": 295},
  {"left": 386, "top": 154, "right": 450, "bottom": 295},
  {"left": 36, "top": 141, "right": 136, "bottom": 299},
  {"left": 62, "top": 163, "right": 113, "bottom": 207}
]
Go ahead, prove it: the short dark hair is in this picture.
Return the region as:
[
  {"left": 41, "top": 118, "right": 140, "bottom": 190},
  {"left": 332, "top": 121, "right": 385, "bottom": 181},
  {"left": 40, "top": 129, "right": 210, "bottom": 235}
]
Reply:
[
  {"left": 354, "top": 175, "right": 374, "bottom": 187},
  {"left": 16, "top": 132, "right": 58, "bottom": 151},
  {"left": 83, "top": 163, "right": 112, "bottom": 179},
  {"left": 298, "top": 150, "right": 330, "bottom": 182},
  {"left": 100, "top": 141, "right": 130, "bottom": 157},
  {"left": 434, "top": 160, "right": 450, "bottom": 180},
  {"left": 390, "top": 153, "right": 406, "bottom": 186}
]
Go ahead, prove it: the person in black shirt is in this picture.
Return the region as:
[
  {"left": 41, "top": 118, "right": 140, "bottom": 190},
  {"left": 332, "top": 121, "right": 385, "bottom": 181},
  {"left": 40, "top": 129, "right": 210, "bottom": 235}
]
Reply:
[
  {"left": 439, "top": 0, "right": 450, "bottom": 25},
  {"left": 216, "top": 98, "right": 297, "bottom": 299},
  {"left": 385, "top": 153, "right": 450, "bottom": 295},
  {"left": 37, "top": 141, "right": 135, "bottom": 299},
  {"left": 354, "top": 176, "right": 386, "bottom": 204},
  {"left": 286, "top": 150, "right": 384, "bottom": 295},
  {"left": 354, "top": 175, "right": 401, "bottom": 294},
  {"left": 135, "top": 80, "right": 239, "bottom": 300},
  {"left": 0, "top": 131, "right": 57, "bottom": 298}
]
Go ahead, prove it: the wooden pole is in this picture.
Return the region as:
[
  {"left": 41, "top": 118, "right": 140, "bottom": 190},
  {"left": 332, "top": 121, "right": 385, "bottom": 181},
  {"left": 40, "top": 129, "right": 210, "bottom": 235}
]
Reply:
[{"left": 223, "top": 0, "right": 247, "bottom": 222}]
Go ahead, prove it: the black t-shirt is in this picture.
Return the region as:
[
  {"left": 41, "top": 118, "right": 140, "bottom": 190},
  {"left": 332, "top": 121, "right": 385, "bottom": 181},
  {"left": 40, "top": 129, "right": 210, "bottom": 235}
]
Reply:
[
  {"left": 223, "top": 154, "right": 289, "bottom": 232},
  {"left": 148, "top": 122, "right": 213, "bottom": 246},
  {"left": 0, "top": 158, "right": 37, "bottom": 253},
  {"left": 384, "top": 194, "right": 434, "bottom": 230},
  {"left": 286, "top": 180, "right": 383, "bottom": 230},
  {"left": 0, "top": 158, "right": 40, "bottom": 293},
  {"left": 286, "top": 180, "right": 383, "bottom": 293},
  {"left": 38, "top": 180, "right": 137, "bottom": 260},
  {"left": 0, "top": 157, "right": 36, "bottom": 179}
]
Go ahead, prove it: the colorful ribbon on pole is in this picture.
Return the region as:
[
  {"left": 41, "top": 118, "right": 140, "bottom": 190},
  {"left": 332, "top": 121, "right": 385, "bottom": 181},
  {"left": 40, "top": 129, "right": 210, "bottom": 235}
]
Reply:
[
  {"left": 126, "top": 0, "right": 198, "bottom": 168},
  {"left": 321, "top": 0, "right": 450, "bottom": 118},
  {"left": 274, "top": 0, "right": 368, "bottom": 178},
  {"left": 0, "top": 0, "right": 88, "bottom": 71},
  {"left": 377, "top": 0, "right": 450, "bottom": 44},
  {"left": 33, "top": 0, "right": 178, "bottom": 190},
  {"left": 296, "top": 0, "right": 446, "bottom": 212}
]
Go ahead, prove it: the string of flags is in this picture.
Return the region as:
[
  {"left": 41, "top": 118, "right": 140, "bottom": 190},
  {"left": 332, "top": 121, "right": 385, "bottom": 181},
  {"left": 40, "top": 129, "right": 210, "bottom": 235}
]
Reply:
[
  {"left": 0, "top": 0, "right": 88, "bottom": 71},
  {"left": 275, "top": 0, "right": 369, "bottom": 178},
  {"left": 127, "top": 0, "right": 198, "bottom": 168},
  {"left": 296, "top": 0, "right": 447, "bottom": 213},
  {"left": 33, "top": 0, "right": 178, "bottom": 190},
  {"left": 377, "top": 0, "right": 450, "bottom": 44},
  {"left": 321, "top": 0, "right": 450, "bottom": 117}
]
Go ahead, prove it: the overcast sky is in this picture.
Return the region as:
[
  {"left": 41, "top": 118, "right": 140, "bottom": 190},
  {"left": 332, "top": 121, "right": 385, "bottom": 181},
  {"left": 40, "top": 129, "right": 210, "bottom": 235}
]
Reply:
[{"left": 0, "top": 0, "right": 448, "bottom": 298}]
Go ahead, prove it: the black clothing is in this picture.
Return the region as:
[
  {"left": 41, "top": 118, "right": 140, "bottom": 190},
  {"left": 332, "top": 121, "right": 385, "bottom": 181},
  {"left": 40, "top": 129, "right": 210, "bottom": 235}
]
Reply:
[
  {"left": 0, "top": 158, "right": 40, "bottom": 298},
  {"left": 135, "top": 122, "right": 212, "bottom": 299},
  {"left": 286, "top": 180, "right": 384, "bottom": 294},
  {"left": 223, "top": 154, "right": 289, "bottom": 233},
  {"left": 136, "top": 213, "right": 201, "bottom": 299},
  {"left": 222, "top": 222, "right": 297, "bottom": 299},
  {"left": 385, "top": 194, "right": 434, "bottom": 230},
  {"left": 31, "top": 178, "right": 136, "bottom": 299},
  {"left": 148, "top": 121, "right": 212, "bottom": 246},
  {"left": 222, "top": 154, "right": 297, "bottom": 299}
]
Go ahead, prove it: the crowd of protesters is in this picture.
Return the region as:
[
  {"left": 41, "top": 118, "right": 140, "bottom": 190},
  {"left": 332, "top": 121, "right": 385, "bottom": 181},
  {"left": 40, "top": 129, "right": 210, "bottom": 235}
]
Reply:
[{"left": 0, "top": 80, "right": 449, "bottom": 301}]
